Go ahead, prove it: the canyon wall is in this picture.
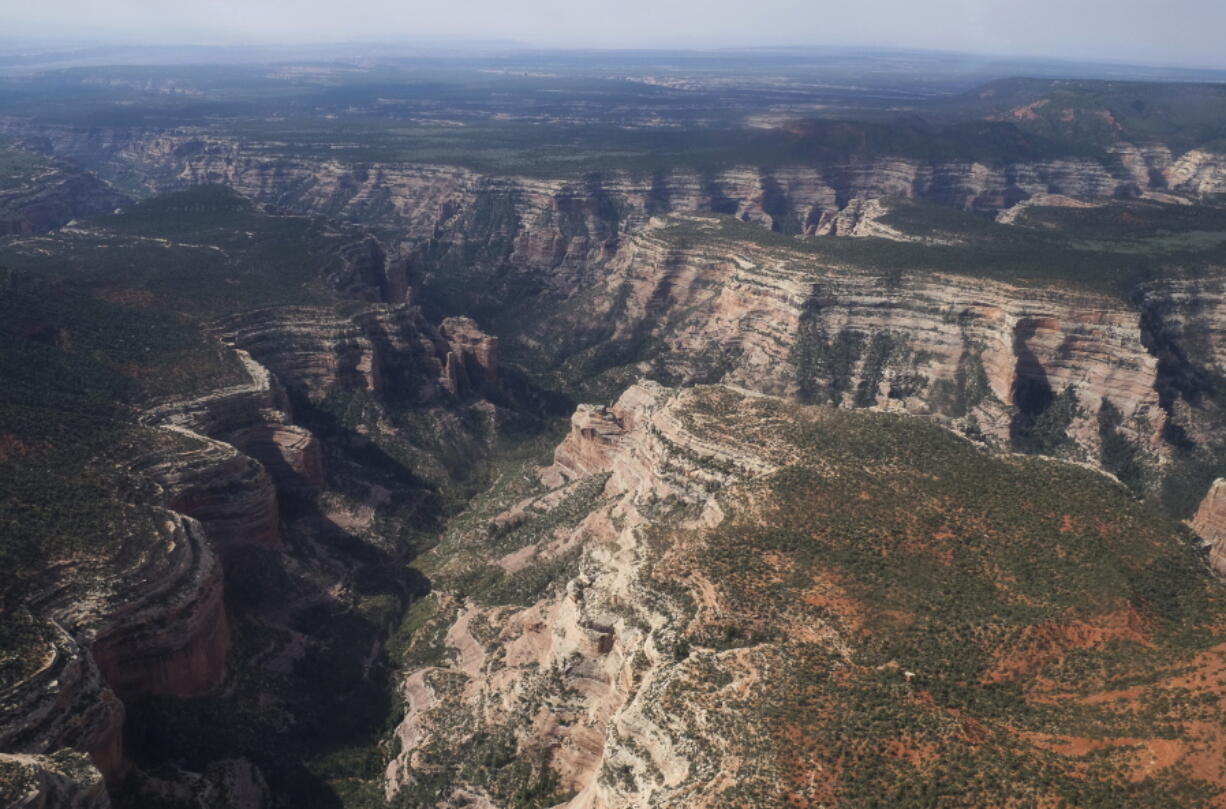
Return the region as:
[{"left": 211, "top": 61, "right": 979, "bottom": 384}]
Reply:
[
  {"left": 0, "top": 162, "right": 126, "bottom": 236},
  {"left": 6, "top": 130, "right": 1223, "bottom": 492},
  {"left": 215, "top": 305, "right": 499, "bottom": 405},
  {"left": 506, "top": 221, "right": 1178, "bottom": 482},
  {"left": 1, "top": 510, "right": 228, "bottom": 786},
  {"left": 15, "top": 128, "right": 1226, "bottom": 233},
  {"left": 6, "top": 128, "right": 1226, "bottom": 320},
  {"left": 10, "top": 128, "right": 1215, "bottom": 493},
  {"left": 384, "top": 382, "right": 792, "bottom": 808},
  {"left": 0, "top": 274, "right": 513, "bottom": 806},
  {"left": 385, "top": 380, "right": 1226, "bottom": 808}
]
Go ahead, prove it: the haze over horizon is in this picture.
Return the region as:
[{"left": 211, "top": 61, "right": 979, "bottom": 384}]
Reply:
[{"left": 5, "top": 0, "right": 1226, "bottom": 71}]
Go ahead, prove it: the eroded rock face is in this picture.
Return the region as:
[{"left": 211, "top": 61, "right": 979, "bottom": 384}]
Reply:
[
  {"left": 522, "top": 223, "right": 1174, "bottom": 478},
  {"left": 218, "top": 304, "right": 500, "bottom": 404},
  {"left": 133, "top": 432, "right": 282, "bottom": 551},
  {"left": 0, "top": 163, "right": 126, "bottom": 236},
  {"left": 3, "top": 512, "right": 228, "bottom": 784},
  {"left": 385, "top": 382, "right": 1226, "bottom": 808},
  {"left": 439, "top": 317, "right": 500, "bottom": 397},
  {"left": 86, "top": 513, "right": 230, "bottom": 703},
  {"left": 811, "top": 197, "right": 945, "bottom": 241},
  {"left": 0, "top": 751, "right": 111, "bottom": 809},
  {"left": 384, "top": 383, "right": 790, "bottom": 807},
  {"left": 0, "top": 622, "right": 126, "bottom": 785},
  {"left": 34, "top": 130, "right": 1204, "bottom": 488},
  {"left": 1165, "top": 149, "right": 1226, "bottom": 197},
  {"left": 1192, "top": 479, "right": 1226, "bottom": 575},
  {"left": 2, "top": 351, "right": 318, "bottom": 792},
  {"left": 144, "top": 349, "right": 324, "bottom": 497},
  {"left": 18, "top": 127, "right": 1226, "bottom": 227}
]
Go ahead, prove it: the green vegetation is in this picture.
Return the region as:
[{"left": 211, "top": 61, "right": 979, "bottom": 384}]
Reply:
[
  {"left": 9, "top": 57, "right": 1226, "bottom": 809},
  {"left": 0, "top": 269, "right": 197, "bottom": 613},
  {"left": 1011, "top": 383, "right": 1081, "bottom": 455},
  {"left": 0, "top": 142, "right": 51, "bottom": 190},
  {"left": 792, "top": 318, "right": 866, "bottom": 405},
  {"left": 679, "top": 392, "right": 1226, "bottom": 808},
  {"left": 1098, "top": 398, "right": 1147, "bottom": 490},
  {"left": 423, "top": 465, "right": 607, "bottom": 608},
  {"left": 660, "top": 205, "right": 1226, "bottom": 298},
  {"left": 0, "top": 185, "right": 344, "bottom": 318},
  {"left": 942, "top": 77, "right": 1226, "bottom": 150}
]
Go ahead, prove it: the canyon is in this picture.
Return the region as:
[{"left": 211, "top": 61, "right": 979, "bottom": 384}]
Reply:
[{"left": 3, "top": 62, "right": 1226, "bottom": 809}]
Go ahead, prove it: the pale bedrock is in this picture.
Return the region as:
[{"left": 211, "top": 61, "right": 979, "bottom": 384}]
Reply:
[
  {"left": 385, "top": 383, "right": 786, "bottom": 807},
  {"left": 1192, "top": 479, "right": 1226, "bottom": 576},
  {"left": 132, "top": 431, "right": 282, "bottom": 551},
  {"left": 3, "top": 512, "right": 228, "bottom": 785},
  {"left": 143, "top": 349, "right": 324, "bottom": 495},
  {"left": 0, "top": 751, "right": 111, "bottom": 809},
  {"left": 542, "top": 230, "right": 1167, "bottom": 467},
  {"left": 218, "top": 304, "right": 501, "bottom": 404}
]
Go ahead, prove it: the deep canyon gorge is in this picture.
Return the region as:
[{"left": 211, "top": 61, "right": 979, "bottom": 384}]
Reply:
[{"left": 4, "top": 56, "right": 1226, "bottom": 809}]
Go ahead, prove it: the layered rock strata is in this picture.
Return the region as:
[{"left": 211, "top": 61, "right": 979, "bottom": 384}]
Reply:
[
  {"left": 143, "top": 349, "right": 323, "bottom": 497},
  {"left": 525, "top": 221, "right": 1170, "bottom": 473},
  {"left": 1193, "top": 479, "right": 1226, "bottom": 575},
  {"left": 216, "top": 305, "right": 500, "bottom": 404},
  {"left": 13, "top": 127, "right": 1226, "bottom": 232},
  {"left": 2, "top": 350, "right": 318, "bottom": 795},
  {"left": 132, "top": 432, "right": 282, "bottom": 551},
  {"left": 385, "top": 382, "right": 791, "bottom": 807},
  {"left": 387, "top": 381, "right": 1226, "bottom": 808},
  {"left": 1, "top": 512, "right": 228, "bottom": 783},
  {"left": 0, "top": 162, "right": 126, "bottom": 236}
]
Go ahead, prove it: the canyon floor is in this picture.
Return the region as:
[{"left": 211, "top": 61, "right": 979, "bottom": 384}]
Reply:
[{"left": 4, "top": 47, "right": 1226, "bottom": 809}]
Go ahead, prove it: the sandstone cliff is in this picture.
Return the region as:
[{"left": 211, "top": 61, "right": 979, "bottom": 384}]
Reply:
[
  {"left": 0, "top": 160, "right": 126, "bottom": 236},
  {"left": 143, "top": 349, "right": 324, "bottom": 498},
  {"left": 1, "top": 509, "right": 227, "bottom": 784},
  {"left": 385, "top": 382, "right": 1226, "bottom": 808},
  {"left": 215, "top": 305, "right": 499, "bottom": 406},
  {"left": 506, "top": 218, "right": 1178, "bottom": 485},
  {"left": 0, "top": 751, "right": 110, "bottom": 809},
  {"left": 14, "top": 127, "right": 1226, "bottom": 233},
  {"left": 1193, "top": 479, "right": 1226, "bottom": 576},
  {"left": 12, "top": 128, "right": 1216, "bottom": 496},
  {"left": 385, "top": 382, "right": 792, "bottom": 807}
]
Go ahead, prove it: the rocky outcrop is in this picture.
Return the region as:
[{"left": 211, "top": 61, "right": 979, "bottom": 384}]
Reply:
[
  {"left": 217, "top": 304, "right": 500, "bottom": 404},
  {"left": 132, "top": 431, "right": 281, "bottom": 551},
  {"left": 0, "top": 751, "right": 110, "bottom": 809},
  {"left": 326, "top": 235, "right": 413, "bottom": 304},
  {"left": 1165, "top": 149, "right": 1226, "bottom": 197},
  {"left": 144, "top": 349, "right": 324, "bottom": 496},
  {"left": 439, "top": 317, "right": 499, "bottom": 397},
  {"left": 0, "top": 162, "right": 126, "bottom": 236},
  {"left": 384, "top": 382, "right": 788, "bottom": 806},
  {"left": 812, "top": 197, "right": 945, "bottom": 242},
  {"left": 1192, "top": 479, "right": 1226, "bottom": 575},
  {"left": 2, "top": 511, "right": 228, "bottom": 784}
]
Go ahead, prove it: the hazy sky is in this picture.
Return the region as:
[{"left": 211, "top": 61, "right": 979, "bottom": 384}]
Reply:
[{"left": 8, "top": 0, "right": 1226, "bottom": 69}]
